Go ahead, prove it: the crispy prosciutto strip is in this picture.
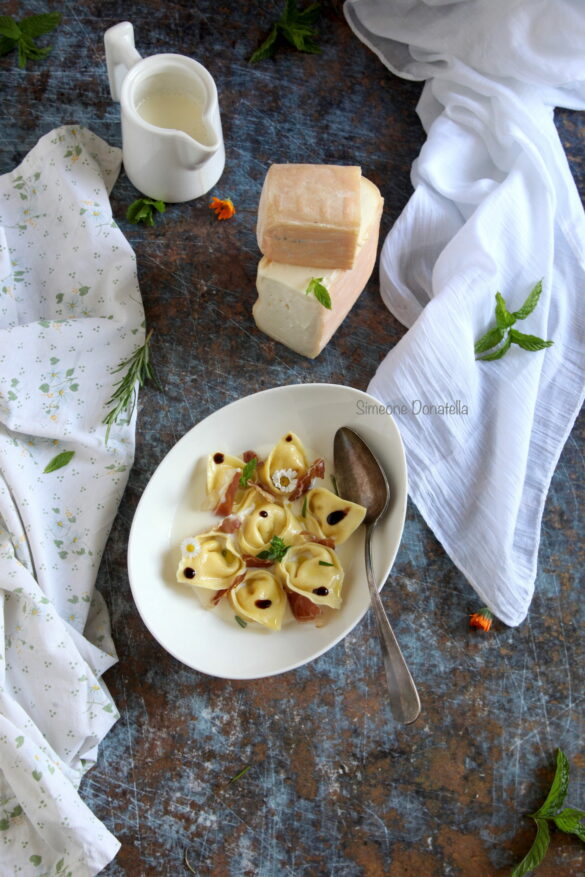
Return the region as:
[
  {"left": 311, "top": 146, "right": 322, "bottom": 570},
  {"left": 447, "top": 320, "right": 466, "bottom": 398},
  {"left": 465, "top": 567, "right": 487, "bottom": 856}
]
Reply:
[
  {"left": 211, "top": 571, "right": 246, "bottom": 606},
  {"left": 242, "top": 554, "right": 273, "bottom": 568},
  {"left": 214, "top": 471, "right": 241, "bottom": 517},
  {"left": 217, "top": 515, "right": 241, "bottom": 533},
  {"left": 288, "top": 458, "right": 325, "bottom": 501},
  {"left": 242, "top": 450, "right": 261, "bottom": 464},
  {"left": 286, "top": 588, "right": 322, "bottom": 622},
  {"left": 299, "top": 530, "right": 335, "bottom": 549}
]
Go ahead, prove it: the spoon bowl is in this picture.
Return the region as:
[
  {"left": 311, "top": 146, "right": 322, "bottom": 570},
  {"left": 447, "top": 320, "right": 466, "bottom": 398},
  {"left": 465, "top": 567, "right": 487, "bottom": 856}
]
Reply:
[{"left": 334, "top": 426, "right": 421, "bottom": 724}]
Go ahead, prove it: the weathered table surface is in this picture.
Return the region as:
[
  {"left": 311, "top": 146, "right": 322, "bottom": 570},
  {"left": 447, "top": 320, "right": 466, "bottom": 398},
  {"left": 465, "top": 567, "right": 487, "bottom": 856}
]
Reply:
[{"left": 2, "top": 1, "right": 584, "bottom": 875}]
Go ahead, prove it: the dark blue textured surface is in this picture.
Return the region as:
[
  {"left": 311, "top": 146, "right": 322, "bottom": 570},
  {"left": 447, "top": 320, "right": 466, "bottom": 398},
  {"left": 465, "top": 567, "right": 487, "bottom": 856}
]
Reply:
[{"left": 1, "top": 1, "right": 584, "bottom": 875}]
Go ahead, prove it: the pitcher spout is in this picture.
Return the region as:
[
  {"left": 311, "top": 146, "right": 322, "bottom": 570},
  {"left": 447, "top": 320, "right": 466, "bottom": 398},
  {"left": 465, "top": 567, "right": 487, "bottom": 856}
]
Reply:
[{"left": 174, "top": 132, "right": 218, "bottom": 171}]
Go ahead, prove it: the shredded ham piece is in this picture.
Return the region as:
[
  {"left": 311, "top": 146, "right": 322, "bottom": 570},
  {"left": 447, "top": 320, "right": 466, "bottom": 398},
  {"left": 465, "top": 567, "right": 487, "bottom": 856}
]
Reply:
[
  {"left": 288, "top": 458, "right": 325, "bottom": 501},
  {"left": 299, "top": 530, "right": 335, "bottom": 548},
  {"left": 217, "top": 515, "right": 241, "bottom": 533},
  {"left": 211, "top": 571, "right": 246, "bottom": 606},
  {"left": 242, "top": 450, "right": 260, "bottom": 463},
  {"left": 214, "top": 470, "right": 241, "bottom": 517},
  {"left": 286, "top": 589, "right": 322, "bottom": 622},
  {"left": 242, "top": 554, "right": 273, "bottom": 568}
]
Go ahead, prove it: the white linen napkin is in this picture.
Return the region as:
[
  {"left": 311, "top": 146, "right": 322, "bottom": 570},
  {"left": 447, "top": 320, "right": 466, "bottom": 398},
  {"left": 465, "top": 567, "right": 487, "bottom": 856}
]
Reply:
[
  {"left": 0, "top": 126, "right": 143, "bottom": 874},
  {"left": 344, "top": 0, "right": 585, "bottom": 626}
]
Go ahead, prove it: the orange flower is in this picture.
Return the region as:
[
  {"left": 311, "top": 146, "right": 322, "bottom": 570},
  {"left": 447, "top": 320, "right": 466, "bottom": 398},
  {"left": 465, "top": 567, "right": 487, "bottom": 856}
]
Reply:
[
  {"left": 209, "top": 196, "right": 236, "bottom": 220},
  {"left": 469, "top": 607, "right": 494, "bottom": 631}
]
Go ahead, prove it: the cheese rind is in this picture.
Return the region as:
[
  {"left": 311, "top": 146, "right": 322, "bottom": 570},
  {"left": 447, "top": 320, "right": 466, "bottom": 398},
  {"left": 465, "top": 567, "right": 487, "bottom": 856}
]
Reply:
[
  {"left": 253, "top": 177, "right": 383, "bottom": 359},
  {"left": 256, "top": 164, "right": 362, "bottom": 269}
]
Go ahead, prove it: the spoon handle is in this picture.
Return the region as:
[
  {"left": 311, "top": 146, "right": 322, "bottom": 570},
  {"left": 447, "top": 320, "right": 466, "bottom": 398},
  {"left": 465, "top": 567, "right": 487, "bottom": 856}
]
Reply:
[{"left": 365, "top": 526, "right": 421, "bottom": 724}]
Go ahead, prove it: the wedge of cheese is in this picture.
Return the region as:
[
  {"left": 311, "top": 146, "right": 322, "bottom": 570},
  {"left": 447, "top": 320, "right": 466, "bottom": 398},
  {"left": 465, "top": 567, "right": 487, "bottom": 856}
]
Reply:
[
  {"left": 257, "top": 164, "right": 362, "bottom": 269},
  {"left": 253, "top": 177, "right": 383, "bottom": 359}
]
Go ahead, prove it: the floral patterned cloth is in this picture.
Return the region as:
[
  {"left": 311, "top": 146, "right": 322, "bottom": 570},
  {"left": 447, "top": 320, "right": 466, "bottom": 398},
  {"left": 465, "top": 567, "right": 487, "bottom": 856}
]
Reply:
[{"left": 0, "top": 127, "right": 144, "bottom": 875}]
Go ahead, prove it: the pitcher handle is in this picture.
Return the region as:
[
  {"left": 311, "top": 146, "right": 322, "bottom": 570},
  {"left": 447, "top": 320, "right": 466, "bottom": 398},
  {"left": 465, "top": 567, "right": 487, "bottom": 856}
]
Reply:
[{"left": 105, "top": 22, "right": 142, "bottom": 102}]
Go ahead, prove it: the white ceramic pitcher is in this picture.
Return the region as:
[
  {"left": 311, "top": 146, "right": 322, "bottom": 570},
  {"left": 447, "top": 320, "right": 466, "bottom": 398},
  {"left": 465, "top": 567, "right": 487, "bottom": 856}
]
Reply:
[{"left": 104, "top": 22, "right": 225, "bottom": 203}]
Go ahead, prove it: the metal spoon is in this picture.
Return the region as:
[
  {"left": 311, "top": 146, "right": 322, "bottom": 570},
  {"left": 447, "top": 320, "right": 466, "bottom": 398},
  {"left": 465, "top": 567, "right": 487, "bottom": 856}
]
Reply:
[{"left": 334, "top": 426, "right": 421, "bottom": 724}]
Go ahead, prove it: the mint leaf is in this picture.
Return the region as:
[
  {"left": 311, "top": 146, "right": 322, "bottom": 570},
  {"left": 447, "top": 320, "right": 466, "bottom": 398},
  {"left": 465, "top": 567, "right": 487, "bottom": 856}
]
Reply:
[
  {"left": 553, "top": 807, "right": 585, "bottom": 842},
  {"left": 0, "top": 35, "right": 17, "bottom": 56},
  {"left": 0, "top": 16, "right": 21, "bottom": 40},
  {"left": 239, "top": 457, "right": 257, "bottom": 488},
  {"left": 43, "top": 450, "right": 75, "bottom": 474},
  {"left": 306, "top": 277, "right": 332, "bottom": 309},
  {"left": 257, "top": 536, "right": 290, "bottom": 562},
  {"left": 513, "top": 280, "right": 543, "bottom": 320},
  {"left": 250, "top": 0, "right": 321, "bottom": 62},
  {"left": 495, "top": 292, "right": 516, "bottom": 329},
  {"left": 249, "top": 24, "right": 279, "bottom": 62},
  {"left": 511, "top": 818, "right": 550, "bottom": 877},
  {"left": 126, "top": 198, "right": 166, "bottom": 226},
  {"left": 533, "top": 748, "right": 570, "bottom": 817},
  {"left": 19, "top": 12, "right": 61, "bottom": 38},
  {"left": 0, "top": 13, "right": 61, "bottom": 68},
  {"left": 474, "top": 326, "right": 505, "bottom": 355},
  {"left": 476, "top": 333, "right": 512, "bottom": 361},
  {"left": 475, "top": 281, "right": 553, "bottom": 362},
  {"left": 510, "top": 329, "right": 554, "bottom": 352}
]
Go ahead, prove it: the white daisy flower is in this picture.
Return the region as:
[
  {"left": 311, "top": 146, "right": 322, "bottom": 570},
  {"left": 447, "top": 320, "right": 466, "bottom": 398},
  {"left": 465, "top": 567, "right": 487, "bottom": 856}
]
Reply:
[
  {"left": 181, "top": 537, "right": 201, "bottom": 558},
  {"left": 271, "top": 468, "right": 298, "bottom": 493}
]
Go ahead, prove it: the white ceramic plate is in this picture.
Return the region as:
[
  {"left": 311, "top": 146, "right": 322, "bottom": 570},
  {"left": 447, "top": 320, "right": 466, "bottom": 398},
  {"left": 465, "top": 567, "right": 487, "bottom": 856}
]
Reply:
[{"left": 127, "top": 383, "right": 407, "bottom": 679}]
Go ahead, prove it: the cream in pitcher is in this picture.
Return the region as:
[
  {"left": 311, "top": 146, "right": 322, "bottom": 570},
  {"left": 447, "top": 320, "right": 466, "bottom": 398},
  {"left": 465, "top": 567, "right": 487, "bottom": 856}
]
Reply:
[{"left": 104, "top": 21, "right": 225, "bottom": 202}]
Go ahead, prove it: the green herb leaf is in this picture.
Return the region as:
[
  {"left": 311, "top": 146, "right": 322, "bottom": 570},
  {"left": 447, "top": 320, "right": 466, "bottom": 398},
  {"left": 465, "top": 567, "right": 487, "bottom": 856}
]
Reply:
[
  {"left": 301, "top": 496, "right": 308, "bottom": 517},
  {"left": 475, "top": 281, "right": 553, "bottom": 362},
  {"left": 19, "top": 12, "right": 61, "bottom": 39},
  {"left": 495, "top": 292, "right": 516, "bottom": 330},
  {"left": 306, "top": 277, "right": 332, "bottom": 309},
  {"left": 234, "top": 615, "right": 248, "bottom": 628},
  {"left": 228, "top": 764, "right": 251, "bottom": 783},
  {"left": 0, "top": 35, "right": 17, "bottom": 56},
  {"left": 511, "top": 818, "right": 550, "bottom": 877},
  {"left": 330, "top": 474, "right": 338, "bottom": 495},
  {"left": 257, "top": 536, "right": 291, "bottom": 562},
  {"left": 474, "top": 326, "right": 505, "bottom": 355},
  {"left": 239, "top": 457, "right": 258, "bottom": 488},
  {"left": 0, "top": 12, "right": 61, "bottom": 68},
  {"left": 533, "top": 748, "right": 570, "bottom": 818},
  {"left": 249, "top": 24, "right": 279, "bottom": 62},
  {"left": 510, "top": 329, "right": 554, "bottom": 352},
  {"left": 103, "top": 328, "right": 160, "bottom": 443},
  {"left": 126, "top": 198, "right": 166, "bottom": 227},
  {"left": 476, "top": 332, "right": 512, "bottom": 361},
  {"left": 552, "top": 807, "right": 585, "bottom": 842},
  {"left": 513, "top": 279, "right": 543, "bottom": 321},
  {"left": 43, "top": 450, "right": 75, "bottom": 473},
  {"left": 250, "top": 0, "right": 321, "bottom": 62},
  {"left": 318, "top": 561, "right": 334, "bottom": 567},
  {"left": 0, "top": 16, "right": 21, "bottom": 40}
]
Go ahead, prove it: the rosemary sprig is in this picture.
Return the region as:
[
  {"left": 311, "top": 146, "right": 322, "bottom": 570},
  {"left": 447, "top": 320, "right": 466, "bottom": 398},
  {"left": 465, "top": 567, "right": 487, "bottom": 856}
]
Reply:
[{"left": 103, "top": 329, "right": 158, "bottom": 442}]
